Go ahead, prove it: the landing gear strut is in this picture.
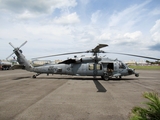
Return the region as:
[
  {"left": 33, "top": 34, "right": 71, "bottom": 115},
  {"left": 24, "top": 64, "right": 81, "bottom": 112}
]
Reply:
[
  {"left": 118, "top": 76, "right": 122, "bottom": 79},
  {"left": 32, "top": 73, "right": 41, "bottom": 78}
]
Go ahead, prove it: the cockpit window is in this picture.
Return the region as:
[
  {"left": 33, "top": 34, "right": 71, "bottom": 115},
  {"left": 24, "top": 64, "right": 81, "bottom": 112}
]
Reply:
[{"left": 119, "top": 62, "right": 126, "bottom": 69}]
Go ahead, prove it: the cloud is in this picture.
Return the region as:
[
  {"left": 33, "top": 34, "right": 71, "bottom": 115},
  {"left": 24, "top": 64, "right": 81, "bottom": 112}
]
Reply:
[
  {"left": 91, "top": 0, "right": 159, "bottom": 51},
  {"left": 17, "top": 10, "right": 36, "bottom": 20},
  {"left": 91, "top": 10, "right": 101, "bottom": 24},
  {"left": 149, "top": 8, "right": 160, "bottom": 15},
  {"left": 98, "top": 33, "right": 111, "bottom": 41},
  {"left": 108, "top": 0, "right": 151, "bottom": 30},
  {"left": 148, "top": 19, "right": 160, "bottom": 52},
  {"left": 0, "top": 0, "right": 160, "bottom": 60},
  {"left": 0, "top": 0, "right": 77, "bottom": 14},
  {"left": 53, "top": 12, "right": 80, "bottom": 25},
  {"left": 97, "top": 30, "right": 143, "bottom": 47},
  {"left": 150, "top": 19, "right": 160, "bottom": 43},
  {"left": 79, "top": 0, "right": 90, "bottom": 5},
  {"left": 124, "top": 31, "right": 142, "bottom": 40}
]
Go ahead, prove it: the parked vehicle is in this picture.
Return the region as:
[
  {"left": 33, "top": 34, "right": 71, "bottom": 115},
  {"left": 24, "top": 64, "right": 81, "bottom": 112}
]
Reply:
[{"left": 0, "top": 60, "right": 12, "bottom": 70}]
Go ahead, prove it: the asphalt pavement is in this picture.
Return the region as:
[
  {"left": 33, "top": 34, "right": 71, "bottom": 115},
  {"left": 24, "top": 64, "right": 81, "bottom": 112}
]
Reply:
[{"left": 0, "top": 70, "right": 159, "bottom": 120}]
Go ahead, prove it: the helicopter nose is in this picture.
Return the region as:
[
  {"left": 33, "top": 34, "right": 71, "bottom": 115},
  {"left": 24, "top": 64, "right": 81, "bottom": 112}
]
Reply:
[
  {"left": 127, "top": 68, "right": 139, "bottom": 77},
  {"left": 128, "top": 68, "right": 134, "bottom": 75},
  {"left": 135, "top": 73, "right": 139, "bottom": 77}
]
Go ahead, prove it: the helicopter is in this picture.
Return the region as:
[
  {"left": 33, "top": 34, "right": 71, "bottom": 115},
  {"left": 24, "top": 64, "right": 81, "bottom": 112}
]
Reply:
[{"left": 7, "top": 41, "right": 160, "bottom": 80}]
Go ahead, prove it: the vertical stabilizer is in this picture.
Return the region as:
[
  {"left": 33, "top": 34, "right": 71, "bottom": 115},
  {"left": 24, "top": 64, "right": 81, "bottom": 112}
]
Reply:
[{"left": 15, "top": 48, "right": 33, "bottom": 71}]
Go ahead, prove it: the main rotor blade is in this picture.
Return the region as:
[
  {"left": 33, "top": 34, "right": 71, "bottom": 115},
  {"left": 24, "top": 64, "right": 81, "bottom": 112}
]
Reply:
[
  {"left": 32, "top": 51, "right": 86, "bottom": 59},
  {"left": 32, "top": 44, "right": 108, "bottom": 60},
  {"left": 105, "top": 52, "right": 160, "bottom": 60},
  {"left": 19, "top": 41, "right": 27, "bottom": 49},
  {"left": 92, "top": 44, "right": 108, "bottom": 52}
]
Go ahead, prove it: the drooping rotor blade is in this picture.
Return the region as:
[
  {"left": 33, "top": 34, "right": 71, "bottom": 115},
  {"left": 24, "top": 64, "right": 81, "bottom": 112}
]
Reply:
[
  {"left": 19, "top": 41, "right": 27, "bottom": 49},
  {"left": 105, "top": 52, "right": 160, "bottom": 60},
  {"left": 32, "top": 44, "right": 108, "bottom": 60},
  {"left": 94, "top": 44, "right": 108, "bottom": 51},
  {"left": 32, "top": 51, "right": 87, "bottom": 60},
  {"left": 91, "top": 44, "right": 108, "bottom": 53}
]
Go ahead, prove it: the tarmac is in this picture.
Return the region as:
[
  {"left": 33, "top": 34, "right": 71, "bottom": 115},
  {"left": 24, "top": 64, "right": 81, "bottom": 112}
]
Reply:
[{"left": 0, "top": 70, "right": 159, "bottom": 120}]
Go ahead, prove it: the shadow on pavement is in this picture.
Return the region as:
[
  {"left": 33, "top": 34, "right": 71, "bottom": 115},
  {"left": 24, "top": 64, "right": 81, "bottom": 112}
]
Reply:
[{"left": 93, "top": 80, "right": 107, "bottom": 92}]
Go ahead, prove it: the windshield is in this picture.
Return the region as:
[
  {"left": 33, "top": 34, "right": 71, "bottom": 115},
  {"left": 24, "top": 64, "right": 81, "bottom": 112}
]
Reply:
[{"left": 119, "top": 61, "right": 126, "bottom": 69}]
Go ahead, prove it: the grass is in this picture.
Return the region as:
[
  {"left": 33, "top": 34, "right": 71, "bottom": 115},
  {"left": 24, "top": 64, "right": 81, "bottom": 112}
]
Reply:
[
  {"left": 129, "top": 92, "right": 160, "bottom": 120},
  {"left": 129, "top": 65, "right": 160, "bottom": 70}
]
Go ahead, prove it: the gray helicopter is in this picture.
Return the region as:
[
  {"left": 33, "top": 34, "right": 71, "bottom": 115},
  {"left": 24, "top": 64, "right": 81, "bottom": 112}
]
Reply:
[{"left": 7, "top": 41, "right": 160, "bottom": 80}]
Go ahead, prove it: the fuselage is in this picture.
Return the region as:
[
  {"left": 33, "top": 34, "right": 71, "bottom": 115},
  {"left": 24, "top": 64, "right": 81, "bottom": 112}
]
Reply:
[{"left": 32, "top": 57, "right": 135, "bottom": 77}]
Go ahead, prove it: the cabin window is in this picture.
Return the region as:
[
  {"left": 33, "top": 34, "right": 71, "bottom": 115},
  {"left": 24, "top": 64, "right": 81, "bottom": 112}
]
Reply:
[
  {"left": 97, "top": 64, "right": 102, "bottom": 70},
  {"left": 89, "top": 64, "right": 94, "bottom": 70},
  {"left": 89, "top": 64, "right": 102, "bottom": 70}
]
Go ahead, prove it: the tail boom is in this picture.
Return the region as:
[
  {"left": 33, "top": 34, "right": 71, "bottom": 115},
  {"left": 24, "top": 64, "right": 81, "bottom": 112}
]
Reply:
[{"left": 8, "top": 41, "right": 33, "bottom": 72}]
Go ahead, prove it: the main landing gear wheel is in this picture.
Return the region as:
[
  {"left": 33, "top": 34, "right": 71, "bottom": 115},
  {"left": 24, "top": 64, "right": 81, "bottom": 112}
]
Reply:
[
  {"left": 104, "top": 76, "right": 109, "bottom": 81},
  {"left": 101, "top": 74, "right": 109, "bottom": 81}
]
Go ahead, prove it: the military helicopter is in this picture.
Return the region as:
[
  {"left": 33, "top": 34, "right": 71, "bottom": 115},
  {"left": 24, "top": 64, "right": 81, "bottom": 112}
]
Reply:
[{"left": 7, "top": 41, "right": 159, "bottom": 80}]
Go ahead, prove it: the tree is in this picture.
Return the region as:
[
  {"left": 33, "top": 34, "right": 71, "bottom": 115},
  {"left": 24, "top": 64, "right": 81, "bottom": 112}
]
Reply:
[{"left": 130, "top": 92, "right": 160, "bottom": 120}]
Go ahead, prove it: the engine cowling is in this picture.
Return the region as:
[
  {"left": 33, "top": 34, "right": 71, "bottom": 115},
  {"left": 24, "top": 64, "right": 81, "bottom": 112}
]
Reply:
[{"left": 75, "top": 57, "right": 101, "bottom": 63}]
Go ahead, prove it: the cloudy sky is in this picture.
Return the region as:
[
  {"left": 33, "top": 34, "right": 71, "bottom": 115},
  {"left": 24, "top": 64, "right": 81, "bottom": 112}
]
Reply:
[{"left": 0, "top": 0, "right": 160, "bottom": 61}]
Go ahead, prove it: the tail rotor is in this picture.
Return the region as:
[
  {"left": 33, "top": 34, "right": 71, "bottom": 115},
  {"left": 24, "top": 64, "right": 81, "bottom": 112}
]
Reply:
[
  {"left": 6, "top": 41, "right": 27, "bottom": 60},
  {"left": 18, "top": 41, "right": 27, "bottom": 49},
  {"left": 6, "top": 53, "right": 15, "bottom": 60},
  {"left": 9, "top": 42, "right": 16, "bottom": 49}
]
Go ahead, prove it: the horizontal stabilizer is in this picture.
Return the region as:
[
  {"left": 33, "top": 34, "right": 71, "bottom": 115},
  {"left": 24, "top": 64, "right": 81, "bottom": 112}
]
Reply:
[{"left": 113, "top": 73, "right": 121, "bottom": 77}]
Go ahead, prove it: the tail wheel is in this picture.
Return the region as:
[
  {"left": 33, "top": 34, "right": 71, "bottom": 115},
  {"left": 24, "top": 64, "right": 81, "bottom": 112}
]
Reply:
[{"left": 32, "top": 75, "right": 36, "bottom": 78}]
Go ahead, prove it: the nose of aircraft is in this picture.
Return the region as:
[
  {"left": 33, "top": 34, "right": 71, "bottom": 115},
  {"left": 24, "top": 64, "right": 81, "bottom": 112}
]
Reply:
[
  {"left": 128, "top": 68, "right": 134, "bottom": 74},
  {"left": 127, "top": 68, "right": 139, "bottom": 77}
]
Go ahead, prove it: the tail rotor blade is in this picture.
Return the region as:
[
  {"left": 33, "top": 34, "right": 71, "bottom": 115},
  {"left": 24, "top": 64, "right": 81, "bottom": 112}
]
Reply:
[
  {"left": 7, "top": 41, "right": 27, "bottom": 60},
  {"left": 19, "top": 41, "right": 27, "bottom": 49},
  {"left": 9, "top": 42, "right": 16, "bottom": 49},
  {"left": 6, "top": 52, "right": 14, "bottom": 60}
]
